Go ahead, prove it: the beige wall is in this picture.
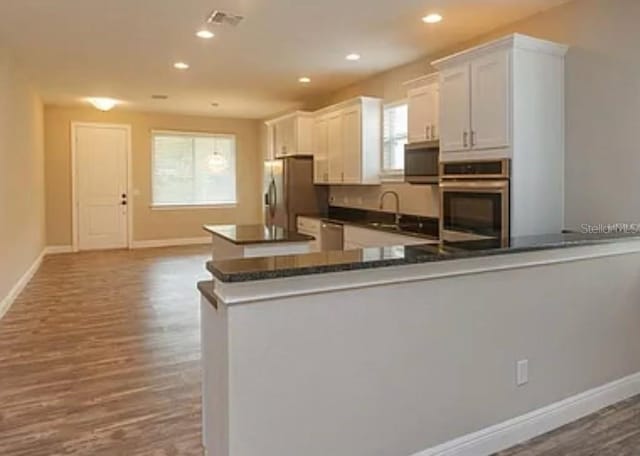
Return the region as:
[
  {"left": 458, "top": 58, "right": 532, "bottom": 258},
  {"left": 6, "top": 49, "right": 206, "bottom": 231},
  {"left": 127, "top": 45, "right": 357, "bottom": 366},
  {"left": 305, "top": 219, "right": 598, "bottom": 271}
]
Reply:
[
  {"left": 44, "top": 106, "right": 263, "bottom": 245},
  {"left": 307, "top": 0, "right": 640, "bottom": 228},
  {"left": 0, "top": 48, "right": 46, "bottom": 303}
]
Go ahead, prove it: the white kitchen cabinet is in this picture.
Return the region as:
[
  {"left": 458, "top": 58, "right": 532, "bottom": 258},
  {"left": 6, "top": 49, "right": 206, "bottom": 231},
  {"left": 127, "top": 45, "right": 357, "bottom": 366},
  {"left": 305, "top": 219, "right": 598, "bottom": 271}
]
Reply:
[
  {"left": 312, "top": 116, "right": 329, "bottom": 184},
  {"left": 439, "top": 65, "right": 472, "bottom": 153},
  {"left": 470, "top": 49, "right": 511, "bottom": 150},
  {"left": 433, "top": 35, "right": 565, "bottom": 162},
  {"left": 327, "top": 111, "right": 343, "bottom": 183},
  {"left": 341, "top": 105, "right": 362, "bottom": 184},
  {"left": 407, "top": 74, "right": 439, "bottom": 144},
  {"left": 265, "top": 111, "right": 314, "bottom": 157},
  {"left": 312, "top": 97, "right": 382, "bottom": 185},
  {"left": 434, "top": 33, "right": 568, "bottom": 237},
  {"left": 343, "top": 225, "right": 435, "bottom": 249}
]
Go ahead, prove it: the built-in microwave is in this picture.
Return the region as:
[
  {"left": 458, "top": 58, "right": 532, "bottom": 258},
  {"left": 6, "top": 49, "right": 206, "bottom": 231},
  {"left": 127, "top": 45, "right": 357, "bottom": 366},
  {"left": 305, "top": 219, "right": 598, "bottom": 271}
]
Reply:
[
  {"left": 439, "top": 160, "right": 510, "bottom": 245},
  {"left": 404, "top": 140, "right": 439, "bottom": 184}
]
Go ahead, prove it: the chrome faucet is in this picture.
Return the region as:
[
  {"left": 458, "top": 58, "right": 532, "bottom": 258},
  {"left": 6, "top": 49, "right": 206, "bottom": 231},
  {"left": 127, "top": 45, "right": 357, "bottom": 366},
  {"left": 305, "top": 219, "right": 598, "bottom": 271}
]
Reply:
[{"left": 379, "top": 190, "right": 401, "bottom": 226}]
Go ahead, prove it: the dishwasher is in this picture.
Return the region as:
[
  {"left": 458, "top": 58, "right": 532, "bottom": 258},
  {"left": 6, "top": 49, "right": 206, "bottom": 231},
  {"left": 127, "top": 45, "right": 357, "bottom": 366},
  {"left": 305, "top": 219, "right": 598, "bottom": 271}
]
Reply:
[{"left": 320, "top": 222, "right": 343, "bottom": 251}]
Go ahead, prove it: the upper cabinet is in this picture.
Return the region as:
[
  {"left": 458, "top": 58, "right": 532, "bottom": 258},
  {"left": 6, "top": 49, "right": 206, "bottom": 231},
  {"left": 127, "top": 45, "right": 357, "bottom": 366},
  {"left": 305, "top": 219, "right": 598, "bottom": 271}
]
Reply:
[
  {"left": 406, "top": 74, "right": 439, "bottom": 144},
  {"left": 437, "top": 49, "right": 509, "bottom": 155},
  {"left": 312, "top": 97, "right": 382, "bottom": 185},
  {"left": 265, "top": 111, "right": 314, "bottom": 158},
  {"left": 433, "top": 34, "right": 567, "bottom": 162}
]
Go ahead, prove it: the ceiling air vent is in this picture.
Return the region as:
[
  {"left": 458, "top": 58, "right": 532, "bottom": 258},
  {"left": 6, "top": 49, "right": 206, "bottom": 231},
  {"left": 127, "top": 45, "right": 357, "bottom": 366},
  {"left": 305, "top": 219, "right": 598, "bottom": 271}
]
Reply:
[{"left": 206, "top": 10, "right": 244, "bottom": 27}]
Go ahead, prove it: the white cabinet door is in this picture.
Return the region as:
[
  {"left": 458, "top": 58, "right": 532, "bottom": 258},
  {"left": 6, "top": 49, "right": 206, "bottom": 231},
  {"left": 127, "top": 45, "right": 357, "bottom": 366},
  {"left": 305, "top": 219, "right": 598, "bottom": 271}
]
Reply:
[
  {"left": 408, "top": 86, "right": 429, "bottom": 143},
  {"left": 312, "top": 117, "right": 329, "bottom": 184},
  {"left": 408, "top": 84, "right": 439, "bottom": 143},
  {"left": 439, "top": 65, "right": 471, "bottom": 152},
  {"left": 327, "top": 111, "right": 343, "bottom": 184},
  {"left": 274, "top": 117, "right": 296, "bottom": 156},
  {"left": 341, "top": 106, "right": 362, "bottom": 184},
  {"left": 470, "top": 49, "right": 511, "bottom": 150}
]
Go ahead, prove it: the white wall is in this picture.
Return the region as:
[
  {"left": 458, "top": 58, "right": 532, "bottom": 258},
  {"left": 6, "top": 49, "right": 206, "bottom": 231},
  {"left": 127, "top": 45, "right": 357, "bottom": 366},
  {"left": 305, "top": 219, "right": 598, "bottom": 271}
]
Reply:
[
  {"left": 212, "top": 243, "right": 640, "bottom": 455},
  {"left": 0, "top": 47, "right": 45, "bottom": 311}
]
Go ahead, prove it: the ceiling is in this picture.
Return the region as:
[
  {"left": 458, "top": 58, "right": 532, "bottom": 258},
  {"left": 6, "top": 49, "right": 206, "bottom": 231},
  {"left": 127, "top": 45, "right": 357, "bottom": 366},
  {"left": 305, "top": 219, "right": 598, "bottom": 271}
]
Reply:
[{"left": 0, "top": 0, "right": 573, "bottom": 119}]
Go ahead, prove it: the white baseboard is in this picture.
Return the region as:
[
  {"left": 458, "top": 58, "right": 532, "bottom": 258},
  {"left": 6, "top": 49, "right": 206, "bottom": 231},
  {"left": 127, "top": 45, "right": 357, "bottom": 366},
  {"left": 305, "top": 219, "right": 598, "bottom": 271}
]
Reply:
[
  {"left": 45, "top": 245, "right": 73, "bottom": 254},
  {"left": 0, "top": 249, "right": 45, "bottom": 320},
  {"left": 131, "top": 237, "right": 210, "bottom": 249},
  {"left": 414, "top": 371, "right": 640, "bottom": 456}
]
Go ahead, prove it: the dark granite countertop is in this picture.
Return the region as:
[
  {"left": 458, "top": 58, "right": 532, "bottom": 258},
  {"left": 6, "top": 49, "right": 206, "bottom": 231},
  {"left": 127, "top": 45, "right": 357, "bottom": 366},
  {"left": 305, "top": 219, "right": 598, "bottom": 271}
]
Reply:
[
  {"left": 203, "top": 224, "right": 314, "bottom": 245},
  {"left": 206, "top": 232, "right": 640, "bottom": 283},
  {"left": 299, "top": 206, "right": 440, "bottom": 241}
]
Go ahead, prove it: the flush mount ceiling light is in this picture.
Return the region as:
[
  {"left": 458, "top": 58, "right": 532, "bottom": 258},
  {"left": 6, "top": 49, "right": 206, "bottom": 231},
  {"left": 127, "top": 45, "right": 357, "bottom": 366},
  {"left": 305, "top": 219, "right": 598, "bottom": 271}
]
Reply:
[
  {"left": 196, "top": 29, "right": 215, "bottom": 39},
  {"left": 87, "top": 97, "right": 118, "bottom": 111},
  {"left": 298, "top": 77, "right": 311, "bottom": 84},
  {"left": 345, "top": 53, "right": 361, "bottom": 61},
  {"left": 422, "top": 13, "right": 443, "bottom": 24},
  {"left": 174, "top": 62, "right": 190, "bottom": 70}
]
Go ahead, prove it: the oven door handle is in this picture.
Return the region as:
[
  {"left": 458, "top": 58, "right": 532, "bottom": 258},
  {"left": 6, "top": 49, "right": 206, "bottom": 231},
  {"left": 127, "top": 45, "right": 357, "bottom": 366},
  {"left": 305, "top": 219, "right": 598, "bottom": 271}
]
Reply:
[{"left": 439, "top": 180, "right": 509, "bottom": 190}]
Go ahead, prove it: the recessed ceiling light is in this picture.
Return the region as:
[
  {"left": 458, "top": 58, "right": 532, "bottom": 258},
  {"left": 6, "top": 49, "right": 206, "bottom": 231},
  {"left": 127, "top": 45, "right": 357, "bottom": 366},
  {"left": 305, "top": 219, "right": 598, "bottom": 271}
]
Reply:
[
  {"left": 87, "top": 97, "right": 119, "bottom": 112},
  {"left": 346, "top": 53, "right": 361, "bottom": 61},
  {"left": 196, "top": 29, "right": 215, "bottom": 39},
  {"left": 174, "top": 62, "right": 190, "bottom": 70},
  {"left": 422, "top": 13, "right": 443, "bottom": 24},
  {"left": 298, "top": 77, "right": 311, "bottom": 84}
]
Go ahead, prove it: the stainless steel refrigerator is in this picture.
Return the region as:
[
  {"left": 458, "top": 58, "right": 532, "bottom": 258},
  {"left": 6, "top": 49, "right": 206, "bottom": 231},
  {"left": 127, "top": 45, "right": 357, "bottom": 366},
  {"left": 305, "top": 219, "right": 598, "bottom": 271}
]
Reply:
[{"left": 264, "top": 156, "right": 328, "bottom": 230}]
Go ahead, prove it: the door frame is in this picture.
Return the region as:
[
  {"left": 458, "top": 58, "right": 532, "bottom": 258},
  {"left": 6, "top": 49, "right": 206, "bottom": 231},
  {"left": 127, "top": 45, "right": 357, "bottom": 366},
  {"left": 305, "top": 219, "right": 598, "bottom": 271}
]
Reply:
[{"left": 70, "top": 122, "right": 133, "bottom": 252}]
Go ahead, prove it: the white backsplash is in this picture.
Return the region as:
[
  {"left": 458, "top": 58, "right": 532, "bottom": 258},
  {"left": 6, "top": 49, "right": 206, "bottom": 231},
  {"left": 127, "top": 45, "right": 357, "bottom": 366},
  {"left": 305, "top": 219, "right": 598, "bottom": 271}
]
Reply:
[{"left": 329, "top": 182, "right": 440, "bottom": 218}]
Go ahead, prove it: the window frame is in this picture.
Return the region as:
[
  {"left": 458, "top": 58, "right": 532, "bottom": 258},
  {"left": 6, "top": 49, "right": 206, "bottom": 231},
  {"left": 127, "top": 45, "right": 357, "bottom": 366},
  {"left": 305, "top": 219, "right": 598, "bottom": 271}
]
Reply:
[
  {"left": 380, "top": 99, "right": 408, "bottom": 182},
  {"left": 150, "top": 129, "right": 238, "bottom": 210}
]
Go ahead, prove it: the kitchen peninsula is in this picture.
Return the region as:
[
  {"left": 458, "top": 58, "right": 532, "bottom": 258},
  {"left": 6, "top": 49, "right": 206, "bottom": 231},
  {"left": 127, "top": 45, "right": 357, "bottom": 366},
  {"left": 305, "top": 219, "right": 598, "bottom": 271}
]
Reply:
[
  {"left": 198, "top": 233, "right": 640, "bottom": 456},
  {"left": 204, "top": 224, "right": 313, "bottom": 260}
]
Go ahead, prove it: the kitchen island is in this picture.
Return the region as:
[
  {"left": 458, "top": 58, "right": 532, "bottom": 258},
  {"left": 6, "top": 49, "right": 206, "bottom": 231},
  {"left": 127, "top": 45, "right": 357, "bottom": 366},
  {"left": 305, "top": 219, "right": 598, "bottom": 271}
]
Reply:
[
  {"left": 198, "top": 232, "right": 640, "bottom": 456},
  {"left": 203, "top": 224, "right": 313, "bottom": 260}
]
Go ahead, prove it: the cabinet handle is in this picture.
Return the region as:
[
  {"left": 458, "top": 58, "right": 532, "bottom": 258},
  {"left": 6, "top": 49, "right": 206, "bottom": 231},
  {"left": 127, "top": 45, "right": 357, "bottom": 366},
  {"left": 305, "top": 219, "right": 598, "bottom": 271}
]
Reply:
[
  {"left": 324, "top": 172, "right": 328, "bottom": 182},
  {"left": 470, "top": 131, "right": 476, "bottom": 147},
  {"left": 425, "top": 125, "right": 430, "bottom": 140},
  {"left": 463, "top": 131, "right": 468, "bottom": 148},
  {"left": 431, "top": 124, "right": 436, "bottom": 139},
  {"left": 341, "top": 172, "right": 344, "bottom": 182}
]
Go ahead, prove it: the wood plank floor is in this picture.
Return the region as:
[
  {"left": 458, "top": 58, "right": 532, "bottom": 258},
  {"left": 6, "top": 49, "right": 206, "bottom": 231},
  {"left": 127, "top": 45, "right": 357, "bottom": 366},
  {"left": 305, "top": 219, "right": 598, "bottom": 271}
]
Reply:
[
  {"left": 496, "top": 394, "right": 640, "bottom": 456},
  {"left": 0, "top": 246, "right": 211, "bottom": 456},
  {"left": 3, "top": 246, "right": 640, "bottom": 455}
]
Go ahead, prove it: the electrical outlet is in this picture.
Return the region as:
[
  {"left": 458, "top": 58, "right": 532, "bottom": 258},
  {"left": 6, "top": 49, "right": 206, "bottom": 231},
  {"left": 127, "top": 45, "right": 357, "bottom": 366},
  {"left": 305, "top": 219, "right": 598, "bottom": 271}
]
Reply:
[{"left": 516, "top": 359, "right": 529, "bottom": 386}]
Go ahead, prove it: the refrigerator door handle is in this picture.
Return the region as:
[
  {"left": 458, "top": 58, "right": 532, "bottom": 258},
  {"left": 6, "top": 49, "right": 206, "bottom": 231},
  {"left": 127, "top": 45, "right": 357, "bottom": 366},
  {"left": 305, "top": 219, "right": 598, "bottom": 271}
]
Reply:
[{"left": 268, "top": 179, "right": 277, "bottom": 217}]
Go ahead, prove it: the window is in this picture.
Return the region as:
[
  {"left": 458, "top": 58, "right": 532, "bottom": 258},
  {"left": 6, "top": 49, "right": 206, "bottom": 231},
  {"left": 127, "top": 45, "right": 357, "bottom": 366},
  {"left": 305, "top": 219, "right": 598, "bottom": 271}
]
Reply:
[
  {"left": 381, "top": 101, "right": 408, "bottom": 179},
  {"left": 151, "top": 131, "right": 236, "bottom": 207}
]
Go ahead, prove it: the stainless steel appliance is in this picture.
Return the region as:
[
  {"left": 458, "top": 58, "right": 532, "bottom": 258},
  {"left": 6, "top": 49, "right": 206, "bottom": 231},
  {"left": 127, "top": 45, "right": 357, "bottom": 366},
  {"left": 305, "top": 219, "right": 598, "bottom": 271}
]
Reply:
[
  {"left": 404, "top": 140, "right": 439, "bottom": 184},
  {"left": 439, "top": 160, "right": 510, "bottom": 244},
  {"left": 264, "top": 156, "right": 328, "bottom": 231},
  {"left": 320, "top": 222, "right": 343, "bottom": 251}
]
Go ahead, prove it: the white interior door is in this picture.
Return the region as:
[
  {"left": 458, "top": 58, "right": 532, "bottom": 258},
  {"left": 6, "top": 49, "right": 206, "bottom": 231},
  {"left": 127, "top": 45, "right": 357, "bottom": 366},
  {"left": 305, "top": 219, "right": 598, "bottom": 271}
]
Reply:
[{"left": 75, "top": 124, "right": 129, "bottom": 251}]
